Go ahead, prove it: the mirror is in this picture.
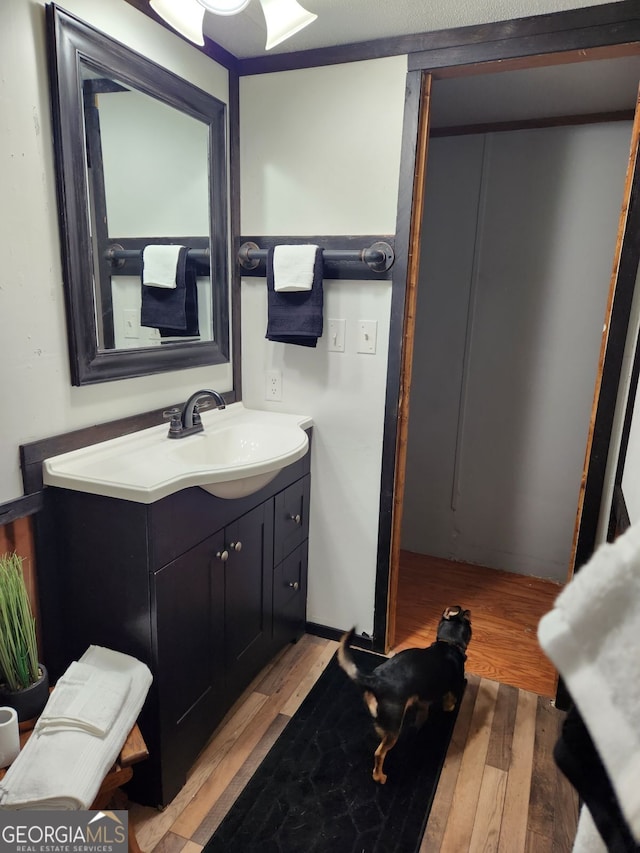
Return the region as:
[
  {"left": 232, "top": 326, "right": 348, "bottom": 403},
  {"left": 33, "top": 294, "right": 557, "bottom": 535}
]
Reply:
[{"left": 47, "top": 4, "right": 229, "bottom": 385}]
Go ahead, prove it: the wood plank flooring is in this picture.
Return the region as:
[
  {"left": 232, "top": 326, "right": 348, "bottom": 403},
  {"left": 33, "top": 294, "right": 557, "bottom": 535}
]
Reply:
[
  {"left": 394, "top": 551, "right": 563, "bottom": 697},
  {"left": 129, "top": 632, "right": 579, "bottom": 852}
]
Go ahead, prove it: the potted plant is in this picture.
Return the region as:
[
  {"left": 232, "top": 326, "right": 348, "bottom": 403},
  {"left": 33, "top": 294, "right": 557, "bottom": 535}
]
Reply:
[{"left": 0, "top": 552, "right": 48, "bottom": 722}]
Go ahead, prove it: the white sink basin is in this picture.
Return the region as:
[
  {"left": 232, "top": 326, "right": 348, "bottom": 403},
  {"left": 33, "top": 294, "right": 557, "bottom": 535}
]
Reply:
[{"left": 42, "top": 403, "right": 312, "bottom": 503}]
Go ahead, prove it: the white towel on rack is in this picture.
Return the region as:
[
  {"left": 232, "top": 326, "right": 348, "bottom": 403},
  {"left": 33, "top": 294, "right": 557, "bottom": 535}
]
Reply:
[
  {"left": 34, "top": 661, "right": 130, "bottom": 738},
  {"left": 273, "top": 244, "right": 319, "bottom": 292},
  {"left": 538, "top": 521, "right": 640, "bottom": 843},
  {"left": 142, "top": 244, "right": 184, "bottom": 289},
  {"left": 0, "top": 646, "right": 152, "bottom": 811}
]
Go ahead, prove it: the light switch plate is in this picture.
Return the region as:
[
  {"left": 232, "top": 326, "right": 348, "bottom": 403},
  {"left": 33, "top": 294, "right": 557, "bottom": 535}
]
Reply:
[
  {"left": 357, "top": 320, "right": 377, "bottom": 354},
  {"left": 123, "top": 308, "right": 139, "bottom": 340},
  {"left": 328, "top": 318, "right": 346, "bottom": 352}
]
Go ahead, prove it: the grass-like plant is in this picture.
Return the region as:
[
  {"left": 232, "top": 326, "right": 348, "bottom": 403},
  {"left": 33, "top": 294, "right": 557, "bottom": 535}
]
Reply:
[{"left": 0, "top": 552, "right": 40, "bottom": 691}]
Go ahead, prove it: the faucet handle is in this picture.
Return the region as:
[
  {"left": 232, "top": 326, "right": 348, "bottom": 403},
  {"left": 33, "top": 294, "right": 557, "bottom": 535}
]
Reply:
[{"left": 163, "top": 407, "right": 183, "bottom": 436}]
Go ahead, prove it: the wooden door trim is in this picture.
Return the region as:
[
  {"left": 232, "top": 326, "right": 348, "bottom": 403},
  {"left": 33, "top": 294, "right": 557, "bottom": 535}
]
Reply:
[
  {"left": 384, "top": 73, "right": 432, "bottom": 651},
  {"left": 572, "top": 86, "right": 640, "bottom": 573},
  {"left": 371, "top": 68, "right": 425, "bottom": 652}
]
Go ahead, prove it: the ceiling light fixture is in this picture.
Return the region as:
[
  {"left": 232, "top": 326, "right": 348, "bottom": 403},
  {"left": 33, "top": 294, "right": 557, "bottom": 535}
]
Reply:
[
  {"left": 149, "top": 0, "right": 205, "bottom": 45},
  {"left": 197, "top": 0, "right": 251, "bottom": 14},
  {"left": 150, "top": 0, "right": 317, "bottom": 52},
  {"left": 259, "top": 0, "right": 317, "bottom": 50}
]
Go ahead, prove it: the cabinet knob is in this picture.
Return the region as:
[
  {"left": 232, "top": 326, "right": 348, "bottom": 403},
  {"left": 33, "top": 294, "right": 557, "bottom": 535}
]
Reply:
[
  {"left": 288, "top": 513, "right": 301, "bottom": 525},
  {"left": 230, "top": 541, "right": 242, "bottom": 552},
  {"left": 287, "top": 581, "right": 299, "bottom": 590},
  {"left": 216, "top": 549, "right": 229, "bottom": 562}
]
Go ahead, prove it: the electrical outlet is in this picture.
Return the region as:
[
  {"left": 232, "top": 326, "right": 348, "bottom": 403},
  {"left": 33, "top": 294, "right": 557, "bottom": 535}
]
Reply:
[{"left": 265, "top": 369, "right": 282, "bottom": 401}]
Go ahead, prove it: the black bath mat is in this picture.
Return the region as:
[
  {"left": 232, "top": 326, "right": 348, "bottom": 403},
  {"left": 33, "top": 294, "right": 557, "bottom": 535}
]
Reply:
[{"left": 204, "top": 648, "right": 462, "bottom": 853}]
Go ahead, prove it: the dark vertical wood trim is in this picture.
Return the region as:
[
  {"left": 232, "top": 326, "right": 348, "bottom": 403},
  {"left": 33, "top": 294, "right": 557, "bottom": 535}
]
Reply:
[
  {"left": 229, "top": 68, "right": 242, "bottom": 401},
  {"left": 612, "top": 305, "right": 640, "bottom": 493},
  {"left": 572, "top": 87, "right": 640, "bottom": 573},
  {"left": 386, "top": 74, "right": 432, "bottom": 652},
  {"left": 372, "top": 69, "right": 424, "bottom": 653}
]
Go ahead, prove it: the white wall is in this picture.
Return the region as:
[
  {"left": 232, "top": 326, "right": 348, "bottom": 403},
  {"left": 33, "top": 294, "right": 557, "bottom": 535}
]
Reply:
[
  {"left": 240, "top": 57, "right": 407, "bottom": 635},
  {"left": 0, "top": 0, "right": 231, "bottom": 504},
  {"left": 402, "top": 123, "right": 632, "bottom": 581}
]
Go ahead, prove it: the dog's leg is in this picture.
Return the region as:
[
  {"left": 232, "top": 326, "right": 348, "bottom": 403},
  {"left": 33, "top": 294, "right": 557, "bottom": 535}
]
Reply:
[
  {"left": 442, "top": 691, "right": 457, "bottom": 712},
  {"left": 414, "top": 700, "right": 430, "bottom": 729},
  {"left": 372, "top": 726, "right": 399, "bottom": 785}
]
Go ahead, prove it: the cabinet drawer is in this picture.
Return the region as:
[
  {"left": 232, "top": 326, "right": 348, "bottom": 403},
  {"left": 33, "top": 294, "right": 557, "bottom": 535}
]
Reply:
[
  {"left": 273, "top": 543, "right": 307, "bottom": 647},
  {"left": 274, "top": 476, "right": 310, "bottom": 565}
]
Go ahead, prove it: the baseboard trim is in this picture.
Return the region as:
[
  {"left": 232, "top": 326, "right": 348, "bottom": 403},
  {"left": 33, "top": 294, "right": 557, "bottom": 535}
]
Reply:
[{"left": 305, "top": 621, "right": 375, "bottom": 651}]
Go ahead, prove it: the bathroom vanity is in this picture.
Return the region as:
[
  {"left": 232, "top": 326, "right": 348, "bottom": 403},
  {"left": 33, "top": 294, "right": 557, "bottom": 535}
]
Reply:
[{"left": 43, "top": 407, "right": 311, "bottom": 807}]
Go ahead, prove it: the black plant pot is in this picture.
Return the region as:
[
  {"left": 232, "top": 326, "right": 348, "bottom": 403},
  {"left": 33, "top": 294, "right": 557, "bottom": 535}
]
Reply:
[{"left": 0, "top": 664, "right": 49, "bottom": 723}]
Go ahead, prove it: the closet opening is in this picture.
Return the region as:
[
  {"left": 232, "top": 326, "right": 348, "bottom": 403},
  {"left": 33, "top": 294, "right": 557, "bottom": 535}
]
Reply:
[{"left": 384, "top": 47, "right": 640, "bottom": 698}]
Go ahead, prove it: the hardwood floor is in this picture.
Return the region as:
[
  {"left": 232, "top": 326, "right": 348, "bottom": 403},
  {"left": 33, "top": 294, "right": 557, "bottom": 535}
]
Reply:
[
  {"left": 394, "top": 551, "right": 563, "bottom": 697},
  {"left": 129, "top": 633, "right": 579, "bottom": 852}
]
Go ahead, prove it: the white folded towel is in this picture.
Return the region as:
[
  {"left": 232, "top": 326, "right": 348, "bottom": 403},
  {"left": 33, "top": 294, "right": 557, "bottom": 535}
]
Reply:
[
  {"left": 34, "top": 661, "right": 130, "bottom": 738},
  {"left": 142, "top": 244, "right": 184, "bottom": 289},
  {"left": 0, "top": 646, "right": 152, "bottom": 810},
  {"left": 273, "top": 244, "right": 319, "bottom": 292},
  {"left": 538, "top": 521, "right": 640, "bottom": 843}
]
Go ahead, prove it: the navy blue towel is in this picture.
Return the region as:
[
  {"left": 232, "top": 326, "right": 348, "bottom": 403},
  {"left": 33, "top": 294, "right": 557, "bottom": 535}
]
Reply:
[
  {"left": 265, "top": 247, "right": 323, "bottom": 347},
  {"left": 140, "top": 246, "right": 200, "bottom": 337}
]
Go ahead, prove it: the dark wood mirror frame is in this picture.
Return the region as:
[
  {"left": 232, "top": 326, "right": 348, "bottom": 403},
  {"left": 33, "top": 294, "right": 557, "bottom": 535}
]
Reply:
[{"left": 46, "top": 4, "right": 230, "bottom": 385}]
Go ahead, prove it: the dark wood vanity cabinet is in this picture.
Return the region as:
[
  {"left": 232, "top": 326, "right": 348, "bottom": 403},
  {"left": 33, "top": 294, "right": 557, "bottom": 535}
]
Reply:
[{"left": 48, "top": 445, "right": 310, "bottom": 807}]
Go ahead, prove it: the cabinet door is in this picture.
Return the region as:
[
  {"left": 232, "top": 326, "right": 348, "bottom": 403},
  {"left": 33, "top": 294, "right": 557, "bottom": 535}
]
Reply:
[
  {"left": 224, "top": 501, "right": 274, "bottom": 698},
  {"left": 274, "top": 476, "right": 310, "bottom": 565},
  {"left": 153, "top": 529, "right": 226, "bottom": 802}
]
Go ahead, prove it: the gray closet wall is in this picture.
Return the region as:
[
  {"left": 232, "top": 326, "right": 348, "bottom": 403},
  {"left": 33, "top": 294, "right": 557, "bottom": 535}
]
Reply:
[{"left": 401, "top": 121, "right": 632, "bottom": 582}]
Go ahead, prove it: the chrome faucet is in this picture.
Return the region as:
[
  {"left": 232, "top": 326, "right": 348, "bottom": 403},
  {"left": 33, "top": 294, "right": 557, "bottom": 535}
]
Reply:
[{"left": 167, "top": 389, "right": 226, "bottom": 438}]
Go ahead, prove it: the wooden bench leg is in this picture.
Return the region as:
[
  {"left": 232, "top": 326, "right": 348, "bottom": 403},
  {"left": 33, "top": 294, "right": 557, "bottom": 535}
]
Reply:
[{"left": 92, "top": 783, "right": 141, "bottom": 853}]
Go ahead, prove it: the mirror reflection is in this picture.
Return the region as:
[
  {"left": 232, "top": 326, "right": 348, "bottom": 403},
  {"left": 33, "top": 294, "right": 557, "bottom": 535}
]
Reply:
[
  {"left": 48, "top": 5, "right": 229, "bottom": 385},
  {"left": 82, "top": 64, "right": 213, "bottom": 351}
]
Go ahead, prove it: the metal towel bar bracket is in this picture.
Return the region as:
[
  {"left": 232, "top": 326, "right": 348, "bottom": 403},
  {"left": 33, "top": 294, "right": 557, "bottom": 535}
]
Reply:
[{"left": 237, "top": 241, "right": 395, "bottom": 273}]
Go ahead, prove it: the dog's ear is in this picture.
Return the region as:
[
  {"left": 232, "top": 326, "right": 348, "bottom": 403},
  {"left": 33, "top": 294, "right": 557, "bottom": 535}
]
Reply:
[
  {"left": 443, "top": 606, "right": 462, "bottom": 619},
  {"left": 462, "top": 609, "right": 471, "bottom": 620}
]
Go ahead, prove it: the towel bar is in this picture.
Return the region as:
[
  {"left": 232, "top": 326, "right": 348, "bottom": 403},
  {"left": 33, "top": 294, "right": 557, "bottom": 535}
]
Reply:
[
  {"left": 238, "top": 241, "right": 395, "bottom": 273},
  {"left": 105, "top": 244, "right": 209, "bottom": 268}
]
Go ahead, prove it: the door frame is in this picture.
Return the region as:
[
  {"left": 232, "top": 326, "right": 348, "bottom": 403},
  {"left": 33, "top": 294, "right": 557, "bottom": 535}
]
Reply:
[{"left": 373, "top": 6, "right": 640, "bottom": 661}]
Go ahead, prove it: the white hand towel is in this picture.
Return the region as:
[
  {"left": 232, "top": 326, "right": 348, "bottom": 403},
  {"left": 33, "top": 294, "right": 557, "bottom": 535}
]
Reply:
[
  {"left": 142, "top": 244, "right": 184, "bottom": 289},
  {"left": 573, "top": 807, "right": 608, "bottom": 853},
  {"left": 34, "top": 661, "right": 130, "bottom": 738},
  {"left": 538, "top": 521, "right": 640, "bottom": 843},
  {"left": 0, "top": 646, "right": 152, "bottom": 810},
  {"left": 273, "top": 244, "right": 319, "bottom": 292}
]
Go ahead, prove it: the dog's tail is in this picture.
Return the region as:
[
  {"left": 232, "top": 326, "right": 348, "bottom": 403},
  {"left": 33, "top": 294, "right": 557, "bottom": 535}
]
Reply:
[{"left": 338, "top": 627, "right": 361, "bottom": 683}]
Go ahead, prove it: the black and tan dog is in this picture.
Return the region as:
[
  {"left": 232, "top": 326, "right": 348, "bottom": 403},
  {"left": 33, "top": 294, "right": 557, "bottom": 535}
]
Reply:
[{"left": 338, "top": 606, "right": 472, "bottom": 784}]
